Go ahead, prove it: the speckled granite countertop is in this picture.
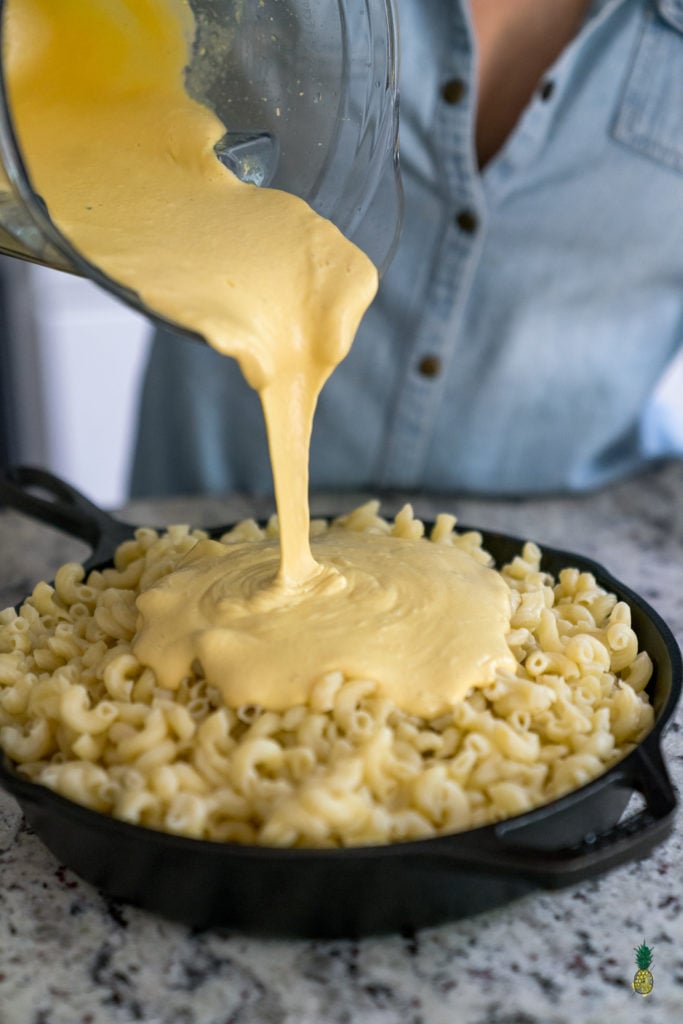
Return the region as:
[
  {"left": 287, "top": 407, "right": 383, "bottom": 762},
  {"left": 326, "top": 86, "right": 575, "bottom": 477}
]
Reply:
[{"left": 1, "top": 464, "right": 682, "bottom": 1024}]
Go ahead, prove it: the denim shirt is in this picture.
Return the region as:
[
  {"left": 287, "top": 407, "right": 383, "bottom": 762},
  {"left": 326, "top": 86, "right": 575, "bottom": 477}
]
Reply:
[{"left": 132, "top": 0, "right": 683, "bottom": 498}]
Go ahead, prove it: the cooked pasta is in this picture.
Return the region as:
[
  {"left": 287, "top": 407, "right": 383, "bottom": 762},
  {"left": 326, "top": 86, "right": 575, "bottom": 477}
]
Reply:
[{"left": 0, "top": 503, "right": 655, "bottom": 847}]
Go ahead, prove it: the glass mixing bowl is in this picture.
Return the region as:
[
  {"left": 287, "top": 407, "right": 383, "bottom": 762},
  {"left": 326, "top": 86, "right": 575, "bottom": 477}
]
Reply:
[{"left": 0, "top": 0, "right": 402, "bottom": 335}]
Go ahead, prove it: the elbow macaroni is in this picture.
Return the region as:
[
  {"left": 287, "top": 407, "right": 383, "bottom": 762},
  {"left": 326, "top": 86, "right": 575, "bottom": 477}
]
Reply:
[{"left": 0, "top": 503, "right": 656, "bottom": 847}]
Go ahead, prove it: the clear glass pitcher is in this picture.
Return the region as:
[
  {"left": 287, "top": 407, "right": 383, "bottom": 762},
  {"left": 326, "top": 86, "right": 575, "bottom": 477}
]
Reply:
[{"left": 0, "top": 0, "right": 401, "bottom": 335}]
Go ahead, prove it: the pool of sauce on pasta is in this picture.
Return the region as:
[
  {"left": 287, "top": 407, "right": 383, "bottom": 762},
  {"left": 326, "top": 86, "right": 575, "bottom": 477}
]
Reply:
[{"left": 4, "top": 0, "right": 517, "bottom": 717}]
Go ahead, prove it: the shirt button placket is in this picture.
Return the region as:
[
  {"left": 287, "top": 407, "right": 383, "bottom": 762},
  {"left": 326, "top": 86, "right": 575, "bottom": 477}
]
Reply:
[{"left": 378, "top": 47, "right": 483, "bottom": 488}]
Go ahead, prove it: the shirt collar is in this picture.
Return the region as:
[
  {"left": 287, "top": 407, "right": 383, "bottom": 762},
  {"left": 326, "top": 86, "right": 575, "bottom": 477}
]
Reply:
[{"left": 657, "top": 0, "right": 683, "bottom": 31}]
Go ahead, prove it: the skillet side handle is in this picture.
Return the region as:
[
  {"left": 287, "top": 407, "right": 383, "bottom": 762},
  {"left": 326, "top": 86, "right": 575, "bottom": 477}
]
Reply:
[
  {"left": 487, "top": 742, "right": 677, "bottom": 887},
  {"left": 0, "top": 465, "right": 134, "bottom": 567}
]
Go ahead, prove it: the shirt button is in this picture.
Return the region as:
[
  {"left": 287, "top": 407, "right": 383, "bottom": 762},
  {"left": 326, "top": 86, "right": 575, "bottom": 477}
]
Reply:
[
  {"left": 417, "top": 355, "right": 442, "bottom": 378},
  {"left": 539, "top": 79, "right": 555, "bottom": 101},
  {"left": 455, "top": 209, "right": 478, "bottom": 234},
  {"left": 442, "top": 78, "right": 466, "bottom": 104}
]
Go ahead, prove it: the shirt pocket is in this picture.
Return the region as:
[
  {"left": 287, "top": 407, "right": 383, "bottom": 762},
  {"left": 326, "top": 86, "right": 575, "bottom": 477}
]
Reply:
[{"left": 612, "top": 0, "right": 683, "bottom": 174}]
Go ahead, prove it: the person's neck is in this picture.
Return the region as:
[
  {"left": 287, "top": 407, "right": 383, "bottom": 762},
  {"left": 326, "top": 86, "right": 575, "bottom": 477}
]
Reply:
[{"left": 470, "top": 0, "right": 592, "bottom": 167}]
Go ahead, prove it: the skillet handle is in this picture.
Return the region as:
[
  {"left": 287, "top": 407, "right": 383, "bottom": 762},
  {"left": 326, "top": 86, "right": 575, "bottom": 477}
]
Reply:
[
  {"left": 466, "top": 741, "right": 677, "bottom": 886},
  {"left": 0, "top": 465, "right": 134, "bottom": 567}
]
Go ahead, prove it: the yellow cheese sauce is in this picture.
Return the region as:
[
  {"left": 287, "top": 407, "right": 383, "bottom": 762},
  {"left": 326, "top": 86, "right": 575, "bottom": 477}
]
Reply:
[
  {"left": 4, "top": 0, "right": 516, "bottom": 715},
  {"left": 134, "top": 530, "right": 515, "bottom": 717}
]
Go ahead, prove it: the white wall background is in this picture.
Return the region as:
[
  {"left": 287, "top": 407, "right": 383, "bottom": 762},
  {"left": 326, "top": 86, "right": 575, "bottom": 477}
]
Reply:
[{"left": 6, "top": 262, "right": 151, "bottom": 509}]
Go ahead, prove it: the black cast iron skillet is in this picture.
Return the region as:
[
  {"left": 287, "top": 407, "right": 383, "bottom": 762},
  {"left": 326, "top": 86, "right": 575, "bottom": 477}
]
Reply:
[{"left": 0, "top": 466, "right": 680, "bottom": 937}]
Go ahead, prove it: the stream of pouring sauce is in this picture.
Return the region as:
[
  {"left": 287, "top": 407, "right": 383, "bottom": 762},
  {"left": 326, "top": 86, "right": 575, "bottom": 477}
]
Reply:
[{"left": 4, "top": 0, "right": 516, "bottom": 716}]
